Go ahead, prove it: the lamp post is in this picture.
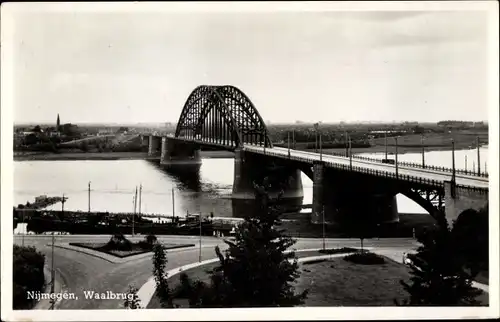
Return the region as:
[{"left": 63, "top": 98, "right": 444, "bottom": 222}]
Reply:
[
  {"left": 421, "top": 135, "right": 425, "bottom": 168},
  {"left": 395, "top": 137, "right": 399, "bottom": 178},
  {"left": 319, "top": 131, "right": 323, "bottom": 161},
  {"left": 314, "top": 123, "right": 319, "bottom": 153},
  {"left": 385, "top": 131, "right": 388, "bottom": 160},
  {"left": 49, "top": 231, "right": 55, "bottom": 309},
  {"left": 476, "top": 136, "right": 481, "bottom": 175},
  {"left": 171, "top": 188, "right": 175, "bottom": 223},
  {"left": 322, "top": 206, "right": 326, "bottom": 251},
  {"left": 88, "top": 181, "right": 91, "bottom": 214},
  {"left": 199, "top": 211, "right": 203, "bottom": 263},
  {"left": 451, "top": 139, "right": 456, "bottom": 184},
  {"left": 349, "top": 136, "right": 352, "bottom": 170},
  {"left": 287, "top": 131, "right": 290, "bottom": 157}
]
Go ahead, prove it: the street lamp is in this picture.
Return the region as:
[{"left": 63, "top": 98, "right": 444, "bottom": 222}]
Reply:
[
  {"left": 287, "top": 131, "right": 291, "bottom": 157},
  {"left": 322, "top": 206, "right": 326, "bottom": 251},
  {"left": 319, "top": 131, "right": 323, "bottom": 161},
  {"left": 421, "top": 135, "right": 425, "bottom": 168},
  {"left": 349, "top": 136, "right": 352, "bottom": 170},
  {"left": 451, "top": 139, "right": 456, "bottom": 184},
  {"left": 395, "top": 137, "right": 399, "bottom": 178},
  {"left": 88, "top": 181, "right": 91, "bottom": 214},
  {"left": 476, "top": 136, "right": 481, "bottom": 175},
  {"left": 314, "top": 123, "right": 319, "bottom": 153},
  {"left": 385, "top": 131, "right": 388, "bottom": 160}
]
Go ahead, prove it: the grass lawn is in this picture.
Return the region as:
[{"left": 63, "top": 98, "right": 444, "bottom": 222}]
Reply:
[
  {"left": 69, "top": 242, "right": 195, "bottom": 258},
  {"left": 146, "top": 253, "right": 488, "bottom": 308},
  {"left": 295, "top": 257, "right": 488, "bottom": 306}
]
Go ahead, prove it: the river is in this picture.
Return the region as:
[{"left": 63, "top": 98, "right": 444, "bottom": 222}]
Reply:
[{"left": 14, "top": 146, "right": 488, "bottom": 218}]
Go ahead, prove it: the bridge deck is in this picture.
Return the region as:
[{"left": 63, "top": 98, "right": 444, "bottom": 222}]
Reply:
[
  {"left": 244, "top": 145, "right": 488, "bottom": 189},
  {"left": 163, "top": 135, "right": 488, "bottom": 189}
]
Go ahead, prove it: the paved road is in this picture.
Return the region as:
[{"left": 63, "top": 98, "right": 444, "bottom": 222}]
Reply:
[
  {"left": 14, "top": 235, "right": 417, "bottom": 310},
  {"left": 245, "top": 145, "right": 488, "bottom": 188},
  {"left": 161, "top": 137, "right": 488, "bottom": 187}
]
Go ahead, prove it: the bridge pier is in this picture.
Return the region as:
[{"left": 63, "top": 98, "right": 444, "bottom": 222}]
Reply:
[
  {"left": 232, "top": 149, "right": 304, "bottom": 202},
  {"left": 444, "top": 181, "right": 488, "bottom": 226},
  {"left": 312, "top": 162, "right": 399, "bottom": 225},
  {"left": 148, "top": 135, "right": 162, "bottom": 156},
  {"left": 160, "top": 137, "right": 202, "bottom": 169}
]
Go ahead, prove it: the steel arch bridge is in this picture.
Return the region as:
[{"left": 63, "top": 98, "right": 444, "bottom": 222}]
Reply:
[{"left": 174, "top": 85, "right": 273, "bottom": 149}]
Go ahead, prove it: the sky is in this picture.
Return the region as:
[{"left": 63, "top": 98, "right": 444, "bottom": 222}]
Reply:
[{"left": 7, "top": 4, "right": 495, "bottom": 125}]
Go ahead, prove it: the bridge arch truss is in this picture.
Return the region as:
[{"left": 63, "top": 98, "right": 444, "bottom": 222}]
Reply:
[{"left": 175, "top": 85, "right": 273, "bottom": 148}]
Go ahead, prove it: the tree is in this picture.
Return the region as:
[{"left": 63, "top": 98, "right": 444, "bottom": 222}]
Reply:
[
  {"left": 180, "top": 178, "right": 307, "bottom": 307},
  {"left": 398, "top": 216, "right": 483, "bottom": 306},
  {"left": 152, "top": 243, "right": 173, "bottom": 308},
  {"left": 451, "top": 206, "right": 488, "bottom": 280},
  {"left": 13, "top": 245, "right": 46, "bottom": 309},
  {"left": 124, "top": 285, "right": 142, "bottom": 309}
]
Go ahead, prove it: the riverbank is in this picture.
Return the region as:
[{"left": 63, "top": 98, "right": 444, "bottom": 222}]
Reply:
[{"left": 13, "top": 150, "right": 234, "bottom": 161}]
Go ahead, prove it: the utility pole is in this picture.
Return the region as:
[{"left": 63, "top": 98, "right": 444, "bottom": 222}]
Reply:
[
  {"left": 49, "top": 231, "right": 55, "bottom": 310},
  {"left": 465, "top": 155, "right": 468, "bottom": 172},
  {"left": 322, "top": 206, "right": 326, "bottom": 251},
  {"left": 292, "top": 129, "right": 295, "bottom": 149},
  {"left": 172, "top": 188, "right": 175, "bottom": 223},
  {"left": 451, "top": 139, "right": 456, "bottom": 184},
  {"left": 385, "top": 131, "right": 388, "bottom": 160},
  {"left": 199, "top": 212, "right": 202, "bottom": 262},
  {"left": 319, "top": 132, "right": 323, "bottom": 161},
  {"left": 133, "top": 186, "right": 137, "bottom": 236},
  {"left": 349, "top": 136, "right": 352, "bottom": 170},
  {"left": 345, "top": 130, "right": 348, "bottom": 157},
  {"left": 138, "top": 184, "right": 142, "bottom": 215},
  {"left": 477, "top": 136, "right": 481, "bottom": 175},
  {"left": 421, "top": 135, "right": 425, "bottom": 168},
  {"left": 287, "top": 131, "right": 290, "bottom": 157},
  {"left": 395, "top": 137, "right": 399, "bottom": 178},
  {"left": 88, "top": 181, "right": 91, "bottom": 214}
]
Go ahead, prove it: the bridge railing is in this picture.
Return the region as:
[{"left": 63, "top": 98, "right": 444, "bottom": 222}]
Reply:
[
  {"left": 347, "top": 153, "right": 488, "bottom": 178},
  {"left": 247, "top": 145, "right": 488, "bottom": 178},
  {"left": 257, "top": 148, "right": 447, "bottom": 187}
]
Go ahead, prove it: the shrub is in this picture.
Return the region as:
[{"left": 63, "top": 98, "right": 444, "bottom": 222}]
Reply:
[
  {"left": 13, "top": 245, "right": 46, "bottom": 309},
  {"left": 145, "top": 234, "right": 158, "bottom": 246},
  {"left": 106, "top": 233, "right": 132, "bottom": 251},
  {"left": 124, "top": 285, "right": 142, "bottom": 309},
  {"left": 343, "top": 252, "right": 386, "bottom": 265},
  {"left": 318, "top": 247, "right": 359, "bottom": 255}
]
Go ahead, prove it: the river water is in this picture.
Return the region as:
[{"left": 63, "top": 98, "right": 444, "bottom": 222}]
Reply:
[{"left": 14, "top": 147, "right": 488, "bottom": 218}]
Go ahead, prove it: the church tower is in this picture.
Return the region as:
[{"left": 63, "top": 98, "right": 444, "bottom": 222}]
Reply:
[{"left": 56, "top": 113, "right": 61, "bottom": 131}]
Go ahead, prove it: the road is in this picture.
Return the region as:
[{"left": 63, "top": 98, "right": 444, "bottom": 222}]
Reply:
[
  {"left": 244, "top": 145, "right": 489, "bottom": 188},
  {"left": 14, "top": 235, "right": 417, "bottom": 310}
]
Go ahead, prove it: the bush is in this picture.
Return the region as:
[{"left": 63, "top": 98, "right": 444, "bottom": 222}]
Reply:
[
  {"left": 106, "top": 233, "right": 132, "bottom": 251},
  {"left": 318, "top": 247, "right": 359, "bottom": 255},
  {"left": 13, "top": 245, "right": 46, "bottom": 309},
  {"left": 343, "top": 252, "right": 386, "bottom": 265},
  {"left": 145, "top": 234, "right": 158, "bottom": 246}
]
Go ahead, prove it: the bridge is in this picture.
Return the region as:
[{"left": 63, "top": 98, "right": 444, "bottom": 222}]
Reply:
[{"left": 143, "top": 85, "right": 489, "bottom": 226}]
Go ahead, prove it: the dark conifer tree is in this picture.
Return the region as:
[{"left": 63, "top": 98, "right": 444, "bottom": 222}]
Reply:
[
  {"left": 398, "top": 215, "right": 483, "bottom": 306},
  {"left": 181, "top": 176, "right": 308, "bottom": 307}
]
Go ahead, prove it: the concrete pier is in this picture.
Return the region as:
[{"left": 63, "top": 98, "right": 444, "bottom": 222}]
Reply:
[
  {"left": 232, "top": 149, "right": 304, "bottom": 201},
  {"left": 312, "top": 162, "right": 399, "bottom": 225},
  {"left": 148, "top": 135, "right": 162, "bottom": 156},
  {"left": 160, "top": 137, "right": 202, "bottom": 169}
]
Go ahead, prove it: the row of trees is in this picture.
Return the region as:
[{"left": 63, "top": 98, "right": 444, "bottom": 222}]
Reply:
[{"left": 125, "top": 182, "right": 488, "bottom": 308}]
